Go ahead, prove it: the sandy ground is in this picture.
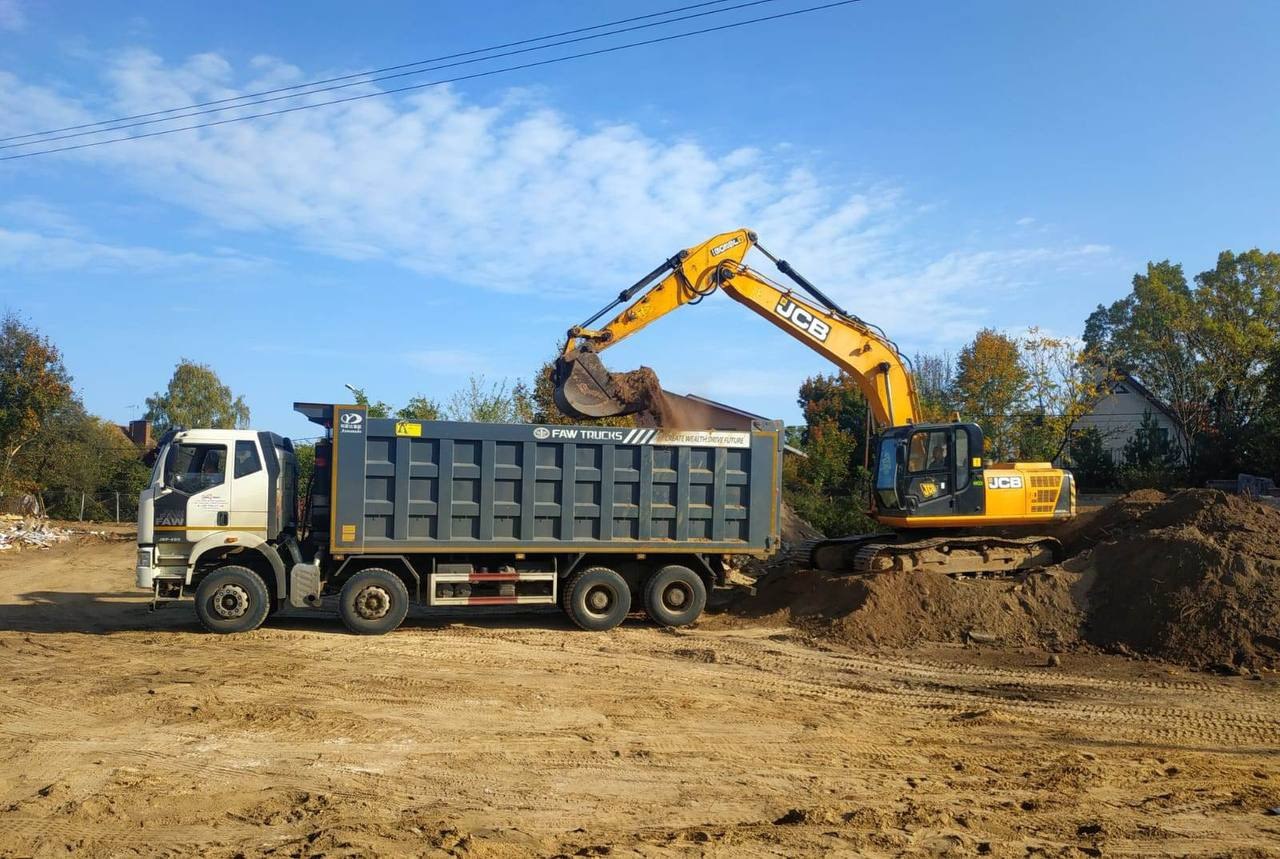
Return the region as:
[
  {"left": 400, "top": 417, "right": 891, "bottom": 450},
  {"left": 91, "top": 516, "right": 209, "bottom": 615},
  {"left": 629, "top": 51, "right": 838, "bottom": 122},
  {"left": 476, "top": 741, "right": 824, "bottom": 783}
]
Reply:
[{"left": 1, "top": 537, "right": 1279, "bottom": 857}]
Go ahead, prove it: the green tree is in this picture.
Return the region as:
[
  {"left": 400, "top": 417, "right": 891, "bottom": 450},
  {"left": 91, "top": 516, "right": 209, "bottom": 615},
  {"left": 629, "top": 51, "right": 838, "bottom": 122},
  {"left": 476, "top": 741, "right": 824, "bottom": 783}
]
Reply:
[
  {"left": 953, "top": 328, "right": 1028, "bottom": 461},
  {"left": 1084, "top": 251, "right": 1280, "bottom": 478},
  {"left": 145, "top": 360, "right": 249, "bottom": 433},
  {"left": 0, "top": 313, "right": 74, "bottom": 490},
  {"left": 783, "top": 373, "right": 877, "bottom": 537},
  {"left": 1118, "top": 409, "right": 1183, "bottom": 489},
  {"left": 911, "top": 351, "right": 954, "bottom": 422},
  {"left": 346, "top": 386, "right": 392, "bottom": 418},
  {"left": 396, "top": 396, "right": 443, "bottom": 421},
  {"left": 1066, "top": 426, "right": 1116, "bottom": 490},
  {"left": 445, "top": 374, "right": 533, "bottom": 423}
]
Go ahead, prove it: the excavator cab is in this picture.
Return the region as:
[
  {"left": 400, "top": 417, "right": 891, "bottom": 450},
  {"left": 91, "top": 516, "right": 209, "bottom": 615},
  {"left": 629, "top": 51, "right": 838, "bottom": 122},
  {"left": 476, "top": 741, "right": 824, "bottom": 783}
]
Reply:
[{"left": 872, "top": 423, "right": 986, "bottom": 521}]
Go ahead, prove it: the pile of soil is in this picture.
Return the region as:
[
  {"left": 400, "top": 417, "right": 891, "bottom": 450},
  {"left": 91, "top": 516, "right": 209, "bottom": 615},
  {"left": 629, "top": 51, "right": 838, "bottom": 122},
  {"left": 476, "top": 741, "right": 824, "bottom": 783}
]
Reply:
[
  {"left": 714, "top": 489, "right": 1280, "bottom": 669},
  {"left": 1083, "top": 489, "right": 1280, "bottom": 669}
]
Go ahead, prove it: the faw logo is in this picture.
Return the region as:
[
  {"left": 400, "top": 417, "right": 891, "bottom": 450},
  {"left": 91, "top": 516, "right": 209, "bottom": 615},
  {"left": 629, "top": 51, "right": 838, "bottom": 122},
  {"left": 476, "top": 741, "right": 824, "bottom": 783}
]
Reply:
[
  {"left": 987, "top": 475, "right": 1024, "bottom": 490},
  {"left": 533, "top": 427, "right": 551, "bottom": 440},
  {"left": 775, "top": 297, "right": 831, "bottom": 342}
]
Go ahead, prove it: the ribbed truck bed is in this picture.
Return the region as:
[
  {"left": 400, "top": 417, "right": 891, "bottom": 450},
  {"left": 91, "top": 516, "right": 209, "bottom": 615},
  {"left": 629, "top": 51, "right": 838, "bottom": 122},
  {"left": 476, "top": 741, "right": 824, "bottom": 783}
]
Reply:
[{"left": 296, "top": 403, "right": 784, "bottom": 558}]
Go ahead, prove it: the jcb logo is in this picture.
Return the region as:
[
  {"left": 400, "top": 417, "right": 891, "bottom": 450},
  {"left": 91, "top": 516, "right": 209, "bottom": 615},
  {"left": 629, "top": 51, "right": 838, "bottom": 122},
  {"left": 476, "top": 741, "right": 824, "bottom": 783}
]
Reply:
[
  {"left": 775, "top": 297, "right": 831, "bottom": 342},
  {"left": 987, "top": 476, "right": 1024, "bottom": 490}
]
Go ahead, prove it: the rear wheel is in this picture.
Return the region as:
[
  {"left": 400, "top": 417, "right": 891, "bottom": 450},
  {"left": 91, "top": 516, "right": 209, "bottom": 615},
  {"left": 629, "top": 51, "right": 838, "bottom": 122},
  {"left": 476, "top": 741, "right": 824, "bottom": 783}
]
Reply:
[
  {"left": 643, "top": 565, "right": 707, "bottom": 627},
  {"left": 194, "top": 565, "right": 271, "bottom": 634},
  {"left": 338, "top": 568, "right": 409, "bottom": 635},
  {"left": 562, "top": 566, "right": 631, "bottom": 631}
]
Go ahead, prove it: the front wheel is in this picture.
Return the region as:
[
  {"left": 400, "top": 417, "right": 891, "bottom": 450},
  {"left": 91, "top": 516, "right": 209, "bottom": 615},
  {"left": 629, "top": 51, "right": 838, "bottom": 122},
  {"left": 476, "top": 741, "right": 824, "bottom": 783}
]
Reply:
[
  {"left": 194, "top": 565, "right": 272, "bottom": 634},
  {"left": 338, "top": 568, "right": 410, "bottom": 635},
  {"left": 562, "top": 566, "right": 631, "bottom": 631},
  {"left": 643, "top": 565, "right": 707, "bottom": 627}
]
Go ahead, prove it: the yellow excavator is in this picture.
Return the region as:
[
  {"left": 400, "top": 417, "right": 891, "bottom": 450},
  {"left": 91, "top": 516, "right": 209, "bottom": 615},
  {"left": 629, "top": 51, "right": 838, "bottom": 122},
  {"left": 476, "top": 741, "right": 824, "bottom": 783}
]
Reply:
[{"left": 553, "top": 228, "right": 1076, "bottom": 575}]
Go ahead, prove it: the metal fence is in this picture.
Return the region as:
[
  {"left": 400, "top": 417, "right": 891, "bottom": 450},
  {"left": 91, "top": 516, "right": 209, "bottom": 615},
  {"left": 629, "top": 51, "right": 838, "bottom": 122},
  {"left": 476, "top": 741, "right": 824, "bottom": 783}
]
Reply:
[{"left": 28, "top": 489, "right": 140, "bottom": 523}]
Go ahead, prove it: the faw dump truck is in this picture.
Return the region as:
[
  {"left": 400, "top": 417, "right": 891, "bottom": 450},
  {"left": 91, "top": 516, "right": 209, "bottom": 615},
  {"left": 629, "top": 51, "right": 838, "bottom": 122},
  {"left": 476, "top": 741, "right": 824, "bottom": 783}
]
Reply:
[{"left": 135, "top": 403, "right": 784, "bottom": 635}]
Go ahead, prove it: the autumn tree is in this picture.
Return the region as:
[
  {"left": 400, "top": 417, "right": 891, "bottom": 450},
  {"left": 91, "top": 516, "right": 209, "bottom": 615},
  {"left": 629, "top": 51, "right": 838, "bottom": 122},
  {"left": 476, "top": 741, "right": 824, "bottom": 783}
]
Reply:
[
  {"left": 145, "top": 360, "right": 250, "bottom": 433},
  {"left": 952, "top": 328, "right": 1028, "bottom": 461},
  {"left": 1017, "top": 328, "right": 1108, "bottom": 461},
  {"left": 0, "top": 313, "right": 74, "bottom": 491}
]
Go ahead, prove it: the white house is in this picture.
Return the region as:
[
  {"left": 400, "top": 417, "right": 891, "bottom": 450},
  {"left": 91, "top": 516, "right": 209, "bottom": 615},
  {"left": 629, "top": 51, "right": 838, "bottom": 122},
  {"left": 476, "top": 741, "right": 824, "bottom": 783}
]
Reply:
[{"left": 1069, "top": 372, "right": 1188, "bottom": 464}]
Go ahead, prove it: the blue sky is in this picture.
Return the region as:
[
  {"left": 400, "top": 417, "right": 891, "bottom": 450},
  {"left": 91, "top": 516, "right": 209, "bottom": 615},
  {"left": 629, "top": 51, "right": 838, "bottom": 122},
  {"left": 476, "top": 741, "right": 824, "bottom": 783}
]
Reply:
[{"left": 2, "top": 0, "right": 1278, "bottom": 439}]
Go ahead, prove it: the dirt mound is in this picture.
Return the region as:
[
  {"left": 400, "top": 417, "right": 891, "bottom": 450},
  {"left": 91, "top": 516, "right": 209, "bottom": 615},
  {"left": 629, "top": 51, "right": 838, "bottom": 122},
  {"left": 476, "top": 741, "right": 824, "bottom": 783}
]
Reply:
[
  {"left": 710, "top": 565, "right": 1089, "bottom": 650},
  {"left": 719, "top": 489, "right": 1280, "bottom": 668},
  {"left": 1085, "top": 489, "right": 1280, "bottom": 668}
]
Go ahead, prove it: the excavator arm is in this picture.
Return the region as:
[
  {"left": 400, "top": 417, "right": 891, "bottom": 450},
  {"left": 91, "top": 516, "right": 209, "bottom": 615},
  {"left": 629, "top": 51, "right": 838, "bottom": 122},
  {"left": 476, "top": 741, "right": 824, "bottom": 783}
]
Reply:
[{"left": 555, "top": 228, "right": 921, "bottom": 428}]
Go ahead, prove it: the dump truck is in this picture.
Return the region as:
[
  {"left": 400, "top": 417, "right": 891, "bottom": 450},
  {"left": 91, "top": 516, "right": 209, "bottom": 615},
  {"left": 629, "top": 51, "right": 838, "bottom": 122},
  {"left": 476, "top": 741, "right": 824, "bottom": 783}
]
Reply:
[{"left": 135, "top": 403, "right": 784, "bottom": 635}]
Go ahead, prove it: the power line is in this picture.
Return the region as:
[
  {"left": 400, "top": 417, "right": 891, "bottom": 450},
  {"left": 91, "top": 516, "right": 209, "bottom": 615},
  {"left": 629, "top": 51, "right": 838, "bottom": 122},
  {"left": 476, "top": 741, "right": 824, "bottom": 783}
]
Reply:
[
  {"left": 2, "top": 0, "right": 861, "bottom": 162},
  {"left": 1, "top": 0, "right": 785, "bottom": 151},
  {"left": 0, "top": 0, "right": 746, "bottom": 146}
]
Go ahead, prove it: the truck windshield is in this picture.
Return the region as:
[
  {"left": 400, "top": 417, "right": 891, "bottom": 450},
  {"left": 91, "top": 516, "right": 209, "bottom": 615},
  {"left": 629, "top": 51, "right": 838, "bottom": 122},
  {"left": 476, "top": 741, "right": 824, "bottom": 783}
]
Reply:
[{"left": 164, "top": 443, "right": 227, "bottom": 494}]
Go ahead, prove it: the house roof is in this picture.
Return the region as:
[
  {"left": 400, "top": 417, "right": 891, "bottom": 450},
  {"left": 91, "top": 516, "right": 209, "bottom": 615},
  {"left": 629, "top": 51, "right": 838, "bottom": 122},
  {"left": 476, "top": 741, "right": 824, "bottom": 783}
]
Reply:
[{"left": 1110, "top": 370, "right": 1182, "bottom": 427}]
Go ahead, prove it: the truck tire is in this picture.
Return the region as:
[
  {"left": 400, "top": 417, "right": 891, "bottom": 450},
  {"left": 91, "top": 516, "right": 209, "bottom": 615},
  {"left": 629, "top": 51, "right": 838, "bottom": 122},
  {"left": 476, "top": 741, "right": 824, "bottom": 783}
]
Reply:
[
  {"left": 194, "top": 565, "right": 272, "bottom": 634},
  {"left": 643, "top": 565, "right": 707, "bottom": 628},
  {"left": 562, "top": 566, "right": 631, "bottom": 631},
  {"left": 338, "top": 568, "right": 409, "bottom": 635}
]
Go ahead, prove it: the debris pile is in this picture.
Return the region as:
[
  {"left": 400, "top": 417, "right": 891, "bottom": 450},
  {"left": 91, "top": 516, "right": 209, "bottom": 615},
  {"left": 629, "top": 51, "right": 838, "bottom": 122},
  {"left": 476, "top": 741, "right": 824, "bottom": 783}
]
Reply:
[
  {"left": 712, "top": 489, "right": 1280, "bottom": 669},
  {"left": 0, "top": 519, "right": 75, "bottom": 551}
]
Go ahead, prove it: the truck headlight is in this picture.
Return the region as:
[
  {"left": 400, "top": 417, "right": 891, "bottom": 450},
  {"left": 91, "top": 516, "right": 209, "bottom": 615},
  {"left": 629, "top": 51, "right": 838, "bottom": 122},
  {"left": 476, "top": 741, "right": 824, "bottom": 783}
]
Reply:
[{"left": 137, "top": 548, "right": 154, "bottom": 568}]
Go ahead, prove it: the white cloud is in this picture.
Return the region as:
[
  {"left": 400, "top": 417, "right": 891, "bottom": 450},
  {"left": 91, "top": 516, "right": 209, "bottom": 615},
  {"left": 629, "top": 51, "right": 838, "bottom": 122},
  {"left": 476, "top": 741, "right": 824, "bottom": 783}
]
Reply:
[
  {"left": 0, "top": 0, "right": 24, "bottom": 32},
  {"left": 0, "top": 226, "right": 261, "bottom": 274},
  {"left": 0, "top": 50, "right": 1108, "bottom": 338}
]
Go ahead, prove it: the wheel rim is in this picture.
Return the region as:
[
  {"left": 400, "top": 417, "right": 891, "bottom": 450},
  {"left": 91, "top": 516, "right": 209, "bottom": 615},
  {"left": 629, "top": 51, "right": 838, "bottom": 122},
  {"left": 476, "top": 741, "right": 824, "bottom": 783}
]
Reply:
[
  {"left": 663, "top": 581, "right": 692, "bottom": 611},
  {"left": 354, "top": 585, "right": 392, "bottom": 620},
  {"left": 211, "top": 583, "right": 250, "bottom": 619},
  {"left": 584, "top": 584, "right": 615, "bottom": 617}
]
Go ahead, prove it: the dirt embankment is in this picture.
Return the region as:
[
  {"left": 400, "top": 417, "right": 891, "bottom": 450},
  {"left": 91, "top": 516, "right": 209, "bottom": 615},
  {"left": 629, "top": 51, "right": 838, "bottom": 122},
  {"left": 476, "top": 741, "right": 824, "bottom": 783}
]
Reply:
[{"left": 714, "top": 489, "right": 1280, "bottom": 670}]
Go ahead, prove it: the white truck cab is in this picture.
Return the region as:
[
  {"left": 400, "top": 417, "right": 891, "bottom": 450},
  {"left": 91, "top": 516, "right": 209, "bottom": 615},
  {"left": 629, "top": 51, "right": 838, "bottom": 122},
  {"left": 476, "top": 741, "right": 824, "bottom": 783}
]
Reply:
[{"left": 137, "top": 428, "right": 302, "bottom": 628}]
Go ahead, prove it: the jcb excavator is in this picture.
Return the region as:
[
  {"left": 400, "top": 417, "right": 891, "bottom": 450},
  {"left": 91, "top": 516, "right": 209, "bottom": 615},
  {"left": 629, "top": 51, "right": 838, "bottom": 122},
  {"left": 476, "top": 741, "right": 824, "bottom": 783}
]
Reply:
[{"left": 553, "top": 229, "right": 1075, "bottom": 576}]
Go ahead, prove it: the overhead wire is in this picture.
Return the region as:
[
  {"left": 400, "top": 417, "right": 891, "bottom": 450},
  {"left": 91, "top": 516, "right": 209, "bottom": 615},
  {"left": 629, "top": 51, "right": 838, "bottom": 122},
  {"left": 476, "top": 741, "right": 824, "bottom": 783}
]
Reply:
[
  {"left": 1, "top": 0, "right": 787, "bottom": 151},
  {"left": 0, "top": 0, "right": 747, "bottom": 145},
  {"left": 1, "top": 0, "right": 862, "bottom": 162}
]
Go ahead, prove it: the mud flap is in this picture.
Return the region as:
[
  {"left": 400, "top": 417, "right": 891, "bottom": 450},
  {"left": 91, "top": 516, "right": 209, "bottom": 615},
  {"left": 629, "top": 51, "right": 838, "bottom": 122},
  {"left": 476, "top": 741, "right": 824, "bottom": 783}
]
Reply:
[{"left": 288, "top": 562, "right": 323, "bottom": 609}]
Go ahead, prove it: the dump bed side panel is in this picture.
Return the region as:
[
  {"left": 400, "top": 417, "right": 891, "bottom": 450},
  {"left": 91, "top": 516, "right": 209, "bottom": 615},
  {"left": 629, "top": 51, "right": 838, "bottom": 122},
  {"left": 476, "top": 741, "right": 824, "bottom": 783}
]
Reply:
[{"left": 327, "top": 407, "right": 781, "bottom": 554}]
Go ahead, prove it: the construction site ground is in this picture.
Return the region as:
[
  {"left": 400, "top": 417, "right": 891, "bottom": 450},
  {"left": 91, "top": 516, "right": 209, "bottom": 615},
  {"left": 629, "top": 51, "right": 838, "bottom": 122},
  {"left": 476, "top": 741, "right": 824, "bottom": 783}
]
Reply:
[{"left": 2, "top": 535, "right": 1279, "bottom": 858}]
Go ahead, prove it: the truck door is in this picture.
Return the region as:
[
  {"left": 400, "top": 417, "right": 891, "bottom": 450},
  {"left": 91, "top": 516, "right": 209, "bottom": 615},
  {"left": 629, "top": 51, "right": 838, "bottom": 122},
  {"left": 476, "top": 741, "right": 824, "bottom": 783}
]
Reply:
[
  {"left": 165, "top": 441, "right": 230, "bottom": 539},
  {"left": 230, "top": 439, "right": 268, "bottom": 534}
]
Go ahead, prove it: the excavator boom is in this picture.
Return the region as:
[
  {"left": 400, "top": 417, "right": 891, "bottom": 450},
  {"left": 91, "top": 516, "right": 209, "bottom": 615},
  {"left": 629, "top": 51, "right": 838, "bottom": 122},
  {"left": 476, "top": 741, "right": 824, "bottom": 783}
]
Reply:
[{"left": 556, "top": 229, "right": 921, "bottom": 428}]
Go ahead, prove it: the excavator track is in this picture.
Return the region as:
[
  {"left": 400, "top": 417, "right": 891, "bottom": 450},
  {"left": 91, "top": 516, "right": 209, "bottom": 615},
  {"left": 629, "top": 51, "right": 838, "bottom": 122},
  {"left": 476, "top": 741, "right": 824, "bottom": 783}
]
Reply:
[{"left": 811, "top": 534, "right": 1062, "bottom": 578}]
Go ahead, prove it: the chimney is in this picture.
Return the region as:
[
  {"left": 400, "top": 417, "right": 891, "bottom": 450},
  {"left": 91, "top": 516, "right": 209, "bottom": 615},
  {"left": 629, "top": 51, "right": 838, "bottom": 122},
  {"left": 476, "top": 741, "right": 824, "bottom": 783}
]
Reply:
[{"left": 128, "top": 419, "right": 153, "bottom": 449}]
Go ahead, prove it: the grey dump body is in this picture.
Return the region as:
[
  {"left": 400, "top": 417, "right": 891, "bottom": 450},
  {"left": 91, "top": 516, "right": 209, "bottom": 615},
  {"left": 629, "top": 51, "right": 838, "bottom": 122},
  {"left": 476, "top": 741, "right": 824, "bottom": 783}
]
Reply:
[{"left": 299, "top": 403, "right": 783, "bottom": 557}]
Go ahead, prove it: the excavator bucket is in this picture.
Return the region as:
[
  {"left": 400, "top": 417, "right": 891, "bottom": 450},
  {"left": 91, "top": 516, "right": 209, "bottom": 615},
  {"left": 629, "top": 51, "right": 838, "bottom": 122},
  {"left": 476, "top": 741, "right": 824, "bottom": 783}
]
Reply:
[{"left": 553, "top": 351, "right": 660, "bottom": 420}]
